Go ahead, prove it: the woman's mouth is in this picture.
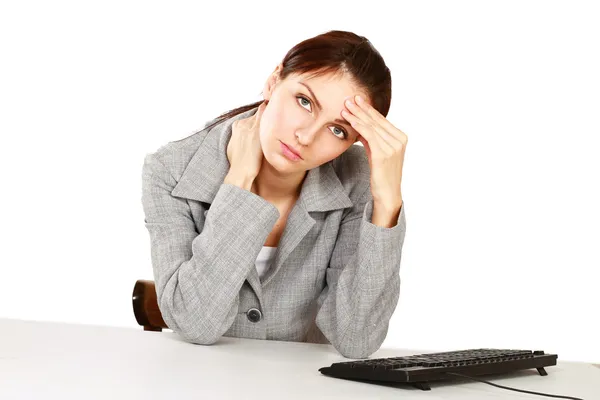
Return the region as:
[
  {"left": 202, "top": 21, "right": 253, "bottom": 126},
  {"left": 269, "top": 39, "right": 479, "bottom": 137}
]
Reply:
[{"left": 280, "top": 141, "right": 303, "bottom": 161}]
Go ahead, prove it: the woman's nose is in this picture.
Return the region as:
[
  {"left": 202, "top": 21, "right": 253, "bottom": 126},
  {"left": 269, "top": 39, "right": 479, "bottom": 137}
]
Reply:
[{"left": 295, "top": 126, "right": 320, "bottom": 146}]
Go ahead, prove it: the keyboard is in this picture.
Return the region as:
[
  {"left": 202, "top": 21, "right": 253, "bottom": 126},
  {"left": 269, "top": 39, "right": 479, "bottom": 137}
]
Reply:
[{"left": 319, "top": 348, "right": 558, "bottom": 391}]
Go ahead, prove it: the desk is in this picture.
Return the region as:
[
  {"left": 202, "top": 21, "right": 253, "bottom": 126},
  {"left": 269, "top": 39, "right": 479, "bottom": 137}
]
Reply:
[{"left": 1, "top": 318, "right": 598, "bottom": 399}]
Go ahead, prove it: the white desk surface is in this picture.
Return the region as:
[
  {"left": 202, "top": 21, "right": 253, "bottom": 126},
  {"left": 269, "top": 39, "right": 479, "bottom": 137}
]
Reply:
[{"left": 1, "top": 318, "right": 598, "bottom": 400}]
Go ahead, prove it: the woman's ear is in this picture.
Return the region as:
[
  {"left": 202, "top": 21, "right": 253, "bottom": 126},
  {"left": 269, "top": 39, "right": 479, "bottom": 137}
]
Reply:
[{"left": 262, "top": 63, "right": 283, "bottom": 101}]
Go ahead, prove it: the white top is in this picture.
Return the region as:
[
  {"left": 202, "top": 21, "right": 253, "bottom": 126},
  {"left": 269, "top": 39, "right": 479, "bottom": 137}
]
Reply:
[
  {"left": 256, "top": 246, "right": 277, "bottom": 279},
  {"left": 3, "top": 318, "right": 600, "bottom": 400}
]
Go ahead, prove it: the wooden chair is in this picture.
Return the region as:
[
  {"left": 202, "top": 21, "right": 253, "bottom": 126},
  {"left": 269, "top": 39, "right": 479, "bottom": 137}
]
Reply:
[{"left": 132, "top": 279, "right": 168, "bottom": 331}]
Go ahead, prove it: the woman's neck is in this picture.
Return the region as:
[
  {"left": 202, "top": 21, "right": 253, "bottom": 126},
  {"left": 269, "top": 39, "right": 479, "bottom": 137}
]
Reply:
[{"left": 251, "top": 158, "right": 306, "bottom": 205}]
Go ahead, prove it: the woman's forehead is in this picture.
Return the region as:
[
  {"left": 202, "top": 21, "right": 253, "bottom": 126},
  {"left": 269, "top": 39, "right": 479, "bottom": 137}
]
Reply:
[{"left": 289, "top": 72, "right": 368, "bottom": 101}]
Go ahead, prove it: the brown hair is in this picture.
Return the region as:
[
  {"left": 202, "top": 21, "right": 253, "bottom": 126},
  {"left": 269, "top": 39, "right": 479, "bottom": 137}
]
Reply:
[{"left": 199, "top": 30, "right": 392, "bottom": 134}]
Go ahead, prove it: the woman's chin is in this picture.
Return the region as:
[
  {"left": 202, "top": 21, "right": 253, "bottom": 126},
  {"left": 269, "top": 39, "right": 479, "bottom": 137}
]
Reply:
[{"left": 263, "top": 151, "right": 302, "bottom": 173}]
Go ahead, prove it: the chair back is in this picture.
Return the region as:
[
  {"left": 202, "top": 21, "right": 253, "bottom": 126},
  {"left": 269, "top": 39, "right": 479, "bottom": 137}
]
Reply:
[{"left": 132, "top": 279, "right": 168, "bottom": 331}]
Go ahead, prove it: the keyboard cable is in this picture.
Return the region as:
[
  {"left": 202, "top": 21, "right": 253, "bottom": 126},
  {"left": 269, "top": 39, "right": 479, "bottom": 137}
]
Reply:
[{"left": 445, "top": 372, "right": 584, "bottom": 400}]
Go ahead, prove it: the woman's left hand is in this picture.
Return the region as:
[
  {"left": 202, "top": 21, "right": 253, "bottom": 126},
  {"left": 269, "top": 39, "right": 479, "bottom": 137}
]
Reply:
[{"left": 341, "top": 95, "right": 407, "bottom": 208}]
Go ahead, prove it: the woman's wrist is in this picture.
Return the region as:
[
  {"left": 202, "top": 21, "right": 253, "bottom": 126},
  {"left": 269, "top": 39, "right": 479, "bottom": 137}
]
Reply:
[{"left": 224, "top": 171, "right": 256, "bottom": 191}]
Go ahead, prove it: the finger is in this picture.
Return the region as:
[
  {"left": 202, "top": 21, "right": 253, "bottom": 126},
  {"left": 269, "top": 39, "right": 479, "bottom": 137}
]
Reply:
[
  {"left": 341, "top": 109, "right": 387, "bottom": 155},
  {"left": 351, "top": 96, "right": 405, "bottom": 147},
  {"left": 341, "top": 110, "right": 374, "bottom": 140},
  {"left": 341, "top": 109, "right": 375, "bottom": 142},
  {"left": 344, "top": 98, "right": 395, "bottom": 147},
  {"left": 257, "top": 100, "right": 267, "bottom": 115},
  {"left": 344, "top": 98, "right": 373, "bottom": 126},
  {"left": 253, "top": 101, "right": 267, "bottom": 126},
  {"left": 346, "top": 100, "right": 402, "bottom": 151},
  {"left": 341, "top": 108, "right": 391, "bottom": 149},
  {"left": 354, "top": 95, "right": 396, "bottom": 133},
  {"left": 357, "top": 135, "right": 371, "bottom": 159}
]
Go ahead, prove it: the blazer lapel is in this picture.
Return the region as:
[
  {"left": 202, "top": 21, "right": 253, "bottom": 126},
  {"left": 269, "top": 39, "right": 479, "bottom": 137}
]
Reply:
[
  {"left": 260, "top": 161, "right": 353, "bottom": 287},
  {"left": 169, "top": 107, "right": 354, "bottom": 300}
]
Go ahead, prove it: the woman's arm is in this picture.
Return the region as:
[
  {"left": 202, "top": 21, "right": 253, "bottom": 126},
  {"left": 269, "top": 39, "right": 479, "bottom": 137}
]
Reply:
[
  {"left": 141, "top": 153, "right": 279, "bottom": 344},
  {"left": 315, "top": 186, "right": 406, "bottom": 358}
]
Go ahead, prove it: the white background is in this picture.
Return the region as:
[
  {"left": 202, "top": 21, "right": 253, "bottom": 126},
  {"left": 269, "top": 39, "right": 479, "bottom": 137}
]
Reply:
[{"left": 1, "top": 1, "right": 598, "bottom": 362}]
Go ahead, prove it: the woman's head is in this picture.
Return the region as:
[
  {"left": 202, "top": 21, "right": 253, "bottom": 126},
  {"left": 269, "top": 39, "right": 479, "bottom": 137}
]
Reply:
[
  {"left": 258, "top": 65, "right": 371, "bottom": 172},
  {"left": 208, "top": 30, "right": 392, "bottom": 173}
]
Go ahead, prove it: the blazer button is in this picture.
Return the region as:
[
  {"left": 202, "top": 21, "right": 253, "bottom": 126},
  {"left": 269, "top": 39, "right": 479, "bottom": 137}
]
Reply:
[{"left": 246, "top": 308, "right": 262, "bottom": 323}]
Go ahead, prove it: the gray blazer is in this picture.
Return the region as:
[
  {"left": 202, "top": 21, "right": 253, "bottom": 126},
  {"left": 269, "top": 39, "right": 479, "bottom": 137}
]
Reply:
[{"left": 141, "top": 106, "right": 407, "bottom": 359}]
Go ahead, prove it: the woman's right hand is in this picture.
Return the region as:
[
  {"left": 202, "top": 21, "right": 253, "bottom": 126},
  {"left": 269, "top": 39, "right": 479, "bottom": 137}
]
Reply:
[{"left": 226, "top": 101, "right": 268, "bottom": 180}]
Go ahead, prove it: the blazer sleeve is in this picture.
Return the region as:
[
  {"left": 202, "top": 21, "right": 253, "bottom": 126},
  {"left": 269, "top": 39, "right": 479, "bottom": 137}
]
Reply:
[
  {"left": 315, "top": 186, "right": 406, "bottom": 359},
  {"left": 141, "top": 153, "right": 279, "bottom": 344}
]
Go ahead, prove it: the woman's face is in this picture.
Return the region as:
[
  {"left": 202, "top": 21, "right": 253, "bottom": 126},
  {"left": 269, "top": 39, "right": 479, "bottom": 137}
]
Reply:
[{"left": 259, "top": 67, "right": 370, "bottom": 173}]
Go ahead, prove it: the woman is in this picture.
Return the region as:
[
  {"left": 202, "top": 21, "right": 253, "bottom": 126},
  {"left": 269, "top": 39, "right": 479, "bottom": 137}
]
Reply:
[{"left": 141, "top": 30, "right": 408, "bottom": 359}]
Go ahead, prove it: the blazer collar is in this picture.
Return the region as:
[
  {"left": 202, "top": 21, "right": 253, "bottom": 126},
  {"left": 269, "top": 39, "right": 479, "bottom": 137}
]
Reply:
[{"left": 170, "top": 107, "right": 353, "bottom": 212}]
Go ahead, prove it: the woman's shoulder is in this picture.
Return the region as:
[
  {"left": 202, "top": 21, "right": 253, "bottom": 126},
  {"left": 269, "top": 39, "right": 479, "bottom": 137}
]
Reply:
[
  {"left": 143, "top": 117, "right": 220, "bottom": 177},
  {"left": 143, "top": 131, "right": 204, "bottom": 176}
]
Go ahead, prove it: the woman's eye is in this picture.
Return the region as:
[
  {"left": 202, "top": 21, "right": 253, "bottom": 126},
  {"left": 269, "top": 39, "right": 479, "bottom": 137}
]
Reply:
[
  {"left": 329, "top": 126, "right": 347, "bottom": 139},
  {"left": 296, "top": 95, "right": 348, "bottom": 140},
  {"left": 297, "top": 95, "right": 312, "bottom": 111}
]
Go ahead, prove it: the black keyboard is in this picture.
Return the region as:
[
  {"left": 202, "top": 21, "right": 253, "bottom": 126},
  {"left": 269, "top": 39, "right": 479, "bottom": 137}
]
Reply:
[{"left": 319, "top": 348, "right": 558, "bottom": 391}]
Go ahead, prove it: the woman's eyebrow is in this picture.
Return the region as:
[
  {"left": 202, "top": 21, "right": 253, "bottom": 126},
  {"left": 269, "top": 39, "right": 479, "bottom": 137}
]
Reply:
[{"left": 298, "top": 81, "right": 352, "bottom": 127}]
